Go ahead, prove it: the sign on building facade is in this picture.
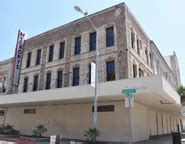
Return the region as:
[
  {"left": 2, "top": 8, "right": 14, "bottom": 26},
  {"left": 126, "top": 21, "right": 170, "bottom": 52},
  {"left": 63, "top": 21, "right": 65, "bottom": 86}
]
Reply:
[{"left": 12, "top": 30, "right": 26, "bottom": 86}]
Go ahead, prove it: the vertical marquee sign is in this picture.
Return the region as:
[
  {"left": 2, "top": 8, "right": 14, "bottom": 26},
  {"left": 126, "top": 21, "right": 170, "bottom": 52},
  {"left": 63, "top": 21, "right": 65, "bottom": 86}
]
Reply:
[{"left": 12, "top": 30, "right": 25, "bottom": 86}]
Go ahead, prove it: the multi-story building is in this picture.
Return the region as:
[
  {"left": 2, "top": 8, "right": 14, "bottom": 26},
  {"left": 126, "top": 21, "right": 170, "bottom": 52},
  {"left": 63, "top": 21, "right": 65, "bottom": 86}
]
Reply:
[
  {"left": 0, "top": 3, "right": 182, "bottom": 143},
  {"left": 0, "top": 58, "right": 13, "bottom": 94}
]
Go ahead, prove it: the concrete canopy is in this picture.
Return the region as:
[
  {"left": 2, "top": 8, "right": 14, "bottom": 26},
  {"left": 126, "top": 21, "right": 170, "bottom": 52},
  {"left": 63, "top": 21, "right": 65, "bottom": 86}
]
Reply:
[{"left": 0, "top": 75, "right": 181, "bottom": 115}]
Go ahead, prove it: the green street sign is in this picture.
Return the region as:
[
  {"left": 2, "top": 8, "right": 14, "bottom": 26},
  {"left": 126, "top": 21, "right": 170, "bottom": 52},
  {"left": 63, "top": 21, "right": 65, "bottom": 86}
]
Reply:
[{"left": 122, "top": 88, "right": 136, "bottom": 97}]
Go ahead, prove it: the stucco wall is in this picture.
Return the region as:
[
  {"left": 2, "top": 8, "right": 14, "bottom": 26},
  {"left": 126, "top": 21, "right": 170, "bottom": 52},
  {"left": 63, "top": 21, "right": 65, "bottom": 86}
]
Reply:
[{"left": 5, "top": 101, "right": 180, "bottom": 142}]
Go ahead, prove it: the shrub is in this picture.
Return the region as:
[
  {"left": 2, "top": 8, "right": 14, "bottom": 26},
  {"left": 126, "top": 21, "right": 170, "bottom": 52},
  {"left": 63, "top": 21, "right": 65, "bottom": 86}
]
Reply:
[
  {"left": 33, "top": 124, "right": 47, "bottom": 137},
  {"left": 84, "top": 128, "right": 100, "bottom": 142},
  {"left": 0, "top": 124, "right": 20, "bottom": 135}
]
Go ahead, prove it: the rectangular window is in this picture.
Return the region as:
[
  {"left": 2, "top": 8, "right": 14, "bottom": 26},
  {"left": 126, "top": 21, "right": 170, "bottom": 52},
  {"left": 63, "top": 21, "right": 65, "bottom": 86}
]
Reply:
[
  {"left": 92, "top": 105, "right": 114, "bottom": 112},
  {"left": 0, "top": 110, "right": 5, "bottom": 116},
  {"left": 36, "top": 49, "right": 41, "bottom": 65},
  {"left": 131, "top": 31, "right": 135, "bottom": 49},
  {"left": 137, "top": 39, "right": 140, "bottom": 55},
  {"left": 133, "top": 64, "right": 137, "bottom": 78},
  {"left": 59, "top": 42, "right": 65, "bottom": 59},
  {"left": 139, "top": 68, "right": 144, "bottom": 77},
  {"left": 88, "top": 64, "right": 91, "bottom": 84},
  {"left": 23, "top": 77, "right": 28, "bottom": 92},
  {"left": 46, "top": 73, "right": 51, "bottom": 89},
  {"left": 73, "top": 67, "right": 80, "bottom": 86},
  {"left": 90, "top": 32, "right": 96, "bottom": 51},
  {"left": 106, "top": 60, "right": 115, "bottom": 81},
  {"left": 48, "top": 45, "right": 54, "bottom": 62},
  {"left": 24, "top": 109, "right": 36, "bottom": 114},
  {"left": 106, "top": 27, "right": 114, "bottom": 47},
  {"left": 74, "top": 37, "right": 81, "bottom": 55},
  {"left": 57, "top": 70, "right": 63, "bottom": 88},
  {"left": 145, "top": 48, "right": 149, "bottom": 65},
  {"left": 33, "top": 75, "right": 39, "bottom": 91},
  {"left": 26, "top": 52, "right": 32, "bottom": 68}
]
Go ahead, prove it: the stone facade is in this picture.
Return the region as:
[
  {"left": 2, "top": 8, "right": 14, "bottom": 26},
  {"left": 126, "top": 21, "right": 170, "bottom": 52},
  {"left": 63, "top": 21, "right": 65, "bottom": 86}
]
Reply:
[
  {"left": 150, "top": 41, "right": 180, "bottom": 89},
  {"left": 15, "top": 3, "right": 180, "bottom": 93},
  {"left": 0, "top": 58, "right": 13, "bottom": 94}
]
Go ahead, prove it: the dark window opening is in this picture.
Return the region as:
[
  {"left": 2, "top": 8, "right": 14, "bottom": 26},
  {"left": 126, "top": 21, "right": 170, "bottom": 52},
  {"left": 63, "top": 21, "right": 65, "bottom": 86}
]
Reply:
[
  {"left": 90, "top": 32, "right": 96, "bottom": 51},
  {"left": 48, "top": 45, "right": 54, "bottom": 62},
  {"left": 36, "top": 49, "right": 41, "bottom": 65},
  {"left": 24, "top": 109, "right": 36, "bottom": 114},
  {"left": 106, "top": 27, "right": 114, "bottom": 47},
  {"left": 133, "top": 64, "right": 137, "bottom": 78},
  {"left": 73, "top": 67, "right": 80, "bottom": 86},
  {"left": 145, "top": 48, "right": 149, "bottom": 65},
  {"left": 88, "top": 64, "right": 91, "bottom": 84},
  {"left": 92, "top": 105, "right": 114, "bottom": 112},
  {"left": 131, "top": 31, "right": 135, "bottom": 48},
  {"left": 59, "top": 42, "right": 65, "bottom": 59},
  {"left": 137, "top": 39, "right": 140, "bottom": 55},
  {"left": 26, "top": 52, "right": 32, "bottom": 68},
  {"left": 106, "top": 60, "right": 115, "bottom": 81},
  {"left": 33, "top": 75, "right": 39, "bottom": 91},
  {"left": 74, "top": 37, "right": 81, "bottom": 55},
  {"left": 23, "top": 77, "right": 28, "bottom": 92},
  {"left": 57, "top": 70, "right": 63, "bottom": 88},
  {"left": 139, "top": 68, "right": 144, "bottom": 77},
  {"left": 0, "top": 110, "right": 5, "bottom": 116},
  {"left": 46, "top": 73, "right": 51, "bottom": 89}
]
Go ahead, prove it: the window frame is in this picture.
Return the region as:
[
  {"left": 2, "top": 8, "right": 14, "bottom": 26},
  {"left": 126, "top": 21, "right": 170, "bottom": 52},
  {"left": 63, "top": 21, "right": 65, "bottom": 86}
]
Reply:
[
  {"left": 106, "top": 60, "right": 115, "bottom": 81},
  {"left": 106, "top": 27, "right": 114, "bottom": 47},
  {"left": 74, "top": 37, "right": 81, "bottom": 55}
]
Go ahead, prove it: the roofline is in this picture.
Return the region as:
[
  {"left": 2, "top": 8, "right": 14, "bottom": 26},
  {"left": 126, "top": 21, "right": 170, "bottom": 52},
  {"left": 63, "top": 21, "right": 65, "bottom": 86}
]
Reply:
[{"left": 25, "top": 2, "right": 125, "bottom": 42}]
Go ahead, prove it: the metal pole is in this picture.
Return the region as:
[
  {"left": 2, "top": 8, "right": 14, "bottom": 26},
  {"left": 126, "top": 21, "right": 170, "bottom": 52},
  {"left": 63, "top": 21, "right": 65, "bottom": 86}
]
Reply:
[
  {"left": 128, "top": 96, "right": 132, "bottom": 144},
  {"left": 85, "top": 16, "right": 99, "bottom": 141}
]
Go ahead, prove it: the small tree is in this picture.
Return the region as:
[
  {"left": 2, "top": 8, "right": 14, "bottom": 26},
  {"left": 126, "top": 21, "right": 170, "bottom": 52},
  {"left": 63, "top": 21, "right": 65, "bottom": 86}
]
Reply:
[
  {"left": 177, "top": 86, "right": 185, "bottom": 101},
  {"left": 84, "top": 128, "right": 100, "bottom": 142},
  {"left": 33, "top": 124, "right": 47, "bottom": 137}
]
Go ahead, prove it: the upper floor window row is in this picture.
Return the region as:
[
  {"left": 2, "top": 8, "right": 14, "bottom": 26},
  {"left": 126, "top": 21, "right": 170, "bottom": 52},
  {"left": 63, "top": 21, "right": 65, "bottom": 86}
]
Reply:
[{"left": 25, "top": 26, "right": 115, "bottom": 68}]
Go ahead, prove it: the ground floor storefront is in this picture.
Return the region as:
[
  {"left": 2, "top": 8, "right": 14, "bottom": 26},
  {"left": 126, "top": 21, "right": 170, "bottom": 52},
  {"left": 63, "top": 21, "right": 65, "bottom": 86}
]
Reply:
[
  {"left": 0, "top": 76, "right": 182, "bottom": 143},
  {"left": 2, "top": 101, "right": 181, "bottom": 142}
]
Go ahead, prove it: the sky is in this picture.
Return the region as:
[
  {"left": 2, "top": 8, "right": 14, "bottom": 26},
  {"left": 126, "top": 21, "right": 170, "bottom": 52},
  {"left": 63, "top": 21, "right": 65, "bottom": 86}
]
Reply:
[{"left": 0, "top": 0, "right": 185, "bottom": 85}]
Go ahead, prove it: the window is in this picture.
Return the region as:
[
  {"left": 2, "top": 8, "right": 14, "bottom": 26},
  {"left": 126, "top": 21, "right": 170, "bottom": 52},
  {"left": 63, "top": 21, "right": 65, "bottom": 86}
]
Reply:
[
  {"left": 137, "top": 39, "right": 140, "bottom": 55},
  {"left": 133, "top": 64, "right": 137, "bottom": 78},
  {"left": 73, "top": 67, "right": 80, "bottom": 86},
  {"left": 131, "top": 30, "right": 135, "bottom": 48},
  {"left": 23, "top": 77, "right": 28, "bottom": 92},
  {"left": 46, "top": 73, "right": 51, "bottom": 89},
  {"left": 36, "top": 49, "right": 41, "bottom": 65},
  {"left": 57, "top": 70, "right": 63, "bottom": 88},
  {"left": 59, "top": 42, "right": 65, "bottom": 59},
  {"left": 88, "top": 64, "right": 91, "bottom": 84},
  {"left": 24, "top": 109, "right": 36, "bottom": 114},
  {"left": 106, "top": 27, "right": 114, "bottom": 47},
  {"left": 92, "top": 105, "right": 114, "bottom": 112},
  {"left": 145, "top": 48, "right": 149, "bottom": 65},
  {"left": 33, "top": 75, "right": 39, "bottom": 91},
  {"left": 74, "top": 37, "right": 81, "bottom": 55},
  {"left": 48, "top": 45, "right": 54, "bottom": 62},
  {"left": 139, "top": 68, "right": 144, "bottom": 77},
  {"left": 90, "top": 32, "right": 96, "bottom": 51},
  {"left": 106, "top": 60, "right": 115, "bottom": 81},
  {"left": 26, "top": 52, "right": 32, "bottom": 68},
  {"left": 0, "top": 110, "right": 5, "bottom": 116}
]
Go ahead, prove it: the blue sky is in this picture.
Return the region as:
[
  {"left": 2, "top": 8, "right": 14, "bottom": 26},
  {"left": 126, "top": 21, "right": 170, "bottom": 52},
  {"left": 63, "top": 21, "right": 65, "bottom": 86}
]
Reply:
[{"left": 0, "top": 0, "right": 185, "bottom": 85}]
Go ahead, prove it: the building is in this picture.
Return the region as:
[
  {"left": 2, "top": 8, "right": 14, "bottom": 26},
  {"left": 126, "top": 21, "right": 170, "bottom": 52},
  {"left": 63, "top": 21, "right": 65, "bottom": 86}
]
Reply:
[
  {"left": 0, "top": 3, "right": 182, "bottom": 143},
  {"left": 0, "top": 58, "right": 13, "bottom": 94},
  {"left": 164, "top": 52, "right": 181, "bottom": 87}
]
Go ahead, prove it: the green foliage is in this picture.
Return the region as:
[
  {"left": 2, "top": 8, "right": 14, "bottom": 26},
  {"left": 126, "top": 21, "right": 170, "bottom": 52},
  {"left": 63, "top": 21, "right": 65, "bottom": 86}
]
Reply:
[
  {"left": 33, "top": 124, "right": 47, "bottom": 137},
  {"left": 177, "top": 86, "right": 185, "bottom": 100},
  {"left": 84, "top": 128, "right": 100, "bottom": 141},
  {"left": 0, "top": 124, "right": 20, "bottom": 135}
]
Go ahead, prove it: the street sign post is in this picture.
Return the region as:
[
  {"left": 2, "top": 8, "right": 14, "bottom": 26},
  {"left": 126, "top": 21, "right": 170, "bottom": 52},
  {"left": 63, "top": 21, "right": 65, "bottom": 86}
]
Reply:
[{"left": 122, "top": 88, "right": 136, "bottom": 144}]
